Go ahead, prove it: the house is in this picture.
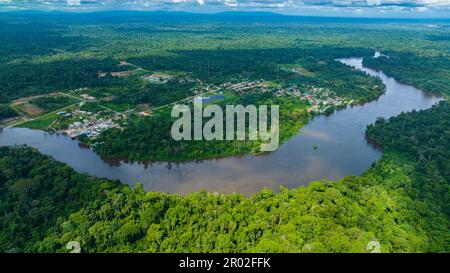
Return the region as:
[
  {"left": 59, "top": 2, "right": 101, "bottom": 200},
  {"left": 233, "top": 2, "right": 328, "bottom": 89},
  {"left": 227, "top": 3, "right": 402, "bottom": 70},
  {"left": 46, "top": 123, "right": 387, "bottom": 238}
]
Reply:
[
  {"left": 194, "top": 95, "right": 225, "bottom": 104},
  {"left": 111, "top": 71, "right": 134, "bottom": 77},
  {"left": 142, "top": 73, "right": 174, "bottom": 84},
  {"left": 98, "top": 72, "right": 107, "bottom": 78},
  {"left": 80, "top": 94, "right": 96, "bottom": 101},
  {"left": 138, "top": 111, "right": 151, "bottom": 117}
]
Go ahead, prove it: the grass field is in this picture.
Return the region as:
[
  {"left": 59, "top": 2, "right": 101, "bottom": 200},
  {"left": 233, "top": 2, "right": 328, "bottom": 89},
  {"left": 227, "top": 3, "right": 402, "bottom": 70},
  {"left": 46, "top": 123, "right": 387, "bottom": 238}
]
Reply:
[
  {"left": 19, "top": 113, "right": 59, "bottom": 130},
  {"left": 100, "top": 102, "right": 131, "bottom": 112},
  {"left": 16, "top": 104, "right": 79, "bottom": 130},
  {"left": 10, "top": 102, "right": 44, "bottom": 117}
]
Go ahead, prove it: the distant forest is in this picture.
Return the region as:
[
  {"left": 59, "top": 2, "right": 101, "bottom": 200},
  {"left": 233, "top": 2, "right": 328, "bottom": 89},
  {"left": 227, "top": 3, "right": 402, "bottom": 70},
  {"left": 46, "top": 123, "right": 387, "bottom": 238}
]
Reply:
[{"left": 0, "top": 12, "right": 448, "bottom": 253}]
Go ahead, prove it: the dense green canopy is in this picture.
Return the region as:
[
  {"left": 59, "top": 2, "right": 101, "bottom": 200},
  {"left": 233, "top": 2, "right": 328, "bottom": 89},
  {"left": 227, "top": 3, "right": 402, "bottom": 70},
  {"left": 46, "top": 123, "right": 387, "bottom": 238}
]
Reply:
[{"left": 1, "top": 101, "right": 448, "bottom": 253}]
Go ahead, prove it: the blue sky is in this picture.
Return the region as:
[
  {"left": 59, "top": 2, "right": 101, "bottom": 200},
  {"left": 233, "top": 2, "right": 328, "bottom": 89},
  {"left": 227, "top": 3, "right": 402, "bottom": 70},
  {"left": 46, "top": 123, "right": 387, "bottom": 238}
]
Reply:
[{"left": 0, "top": 0, "right": 449, "bottom": 18}]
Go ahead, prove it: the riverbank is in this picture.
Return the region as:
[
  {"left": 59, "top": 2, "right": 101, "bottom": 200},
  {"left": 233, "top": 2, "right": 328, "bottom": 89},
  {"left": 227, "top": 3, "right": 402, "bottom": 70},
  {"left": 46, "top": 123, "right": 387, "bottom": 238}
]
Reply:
[
  {"left": 0, "top": 55, "right": 442, "bottom": 195},
  {"left": 2, "top": 98, "right": 448, "bottom": 252}
]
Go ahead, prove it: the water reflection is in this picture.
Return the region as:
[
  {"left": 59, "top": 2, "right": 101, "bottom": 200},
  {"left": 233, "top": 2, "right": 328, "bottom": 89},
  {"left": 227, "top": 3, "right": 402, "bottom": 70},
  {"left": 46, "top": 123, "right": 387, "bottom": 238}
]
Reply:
[{"left": 0, "top": 57, "right": 442, "bottom": 195}]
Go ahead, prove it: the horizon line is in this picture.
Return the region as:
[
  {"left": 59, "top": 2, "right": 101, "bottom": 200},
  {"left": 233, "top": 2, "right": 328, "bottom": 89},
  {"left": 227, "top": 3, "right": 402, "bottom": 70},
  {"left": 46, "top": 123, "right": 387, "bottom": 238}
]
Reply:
[{"left": 1, "top": 9, "right": 449, "bottom": 21}]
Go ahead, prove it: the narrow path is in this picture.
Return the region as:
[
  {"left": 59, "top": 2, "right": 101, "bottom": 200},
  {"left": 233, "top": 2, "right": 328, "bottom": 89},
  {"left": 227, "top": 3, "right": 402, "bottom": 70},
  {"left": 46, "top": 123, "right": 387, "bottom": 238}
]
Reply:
[
  {"left": 150, "top": 89, "right": 220, "bottom": 112},
  {"left": 7, "top": 79, "right": 218, "bottom": 128},
  {"left": 7, "top": 103, "right": 79, "bottom": 128},
  {"left": 60, "top": 92, "right": 121, "bottom": 114},
  {"left": 124, "top": 62, "right": 145, "bottom": 70}
]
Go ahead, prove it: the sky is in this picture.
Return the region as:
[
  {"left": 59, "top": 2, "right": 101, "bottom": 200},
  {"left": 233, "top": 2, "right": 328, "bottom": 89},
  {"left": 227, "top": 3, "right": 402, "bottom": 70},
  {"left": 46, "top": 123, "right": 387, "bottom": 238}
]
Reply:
[{"left": 0, "top": 0, "right": 449, "bottom": 18}]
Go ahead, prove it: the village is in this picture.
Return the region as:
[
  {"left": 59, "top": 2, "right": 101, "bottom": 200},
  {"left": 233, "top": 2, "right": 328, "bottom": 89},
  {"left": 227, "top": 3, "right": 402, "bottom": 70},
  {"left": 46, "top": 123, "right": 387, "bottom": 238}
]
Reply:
[
  {"left": 221, "top": 79, "right": 270, "bottom": 94},
  {"left": 2, "top": 57, "right": 354, "bottom": 141},
  {"left": 61, "top": 109, "right": 125, "bottom": 139},
  {"left": 275, "top": 85, "right": 350, "bottom": 114},
  {"left": 219, "top": 79, "right": 351, "bottom": 114}
]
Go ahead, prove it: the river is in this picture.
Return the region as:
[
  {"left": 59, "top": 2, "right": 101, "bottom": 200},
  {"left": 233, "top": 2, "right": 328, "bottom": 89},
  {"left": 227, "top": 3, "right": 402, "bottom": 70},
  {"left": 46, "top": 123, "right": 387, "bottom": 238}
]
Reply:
[{"left": 0, "top": 54, "right": 442, "bottom": 195}]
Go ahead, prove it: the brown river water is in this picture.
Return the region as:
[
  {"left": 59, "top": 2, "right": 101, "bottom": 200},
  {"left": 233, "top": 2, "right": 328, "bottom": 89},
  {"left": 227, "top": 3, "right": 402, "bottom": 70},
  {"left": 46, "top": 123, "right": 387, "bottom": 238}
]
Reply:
[{"left": 0, "top": 55, "right": 442, "bottom": 195}]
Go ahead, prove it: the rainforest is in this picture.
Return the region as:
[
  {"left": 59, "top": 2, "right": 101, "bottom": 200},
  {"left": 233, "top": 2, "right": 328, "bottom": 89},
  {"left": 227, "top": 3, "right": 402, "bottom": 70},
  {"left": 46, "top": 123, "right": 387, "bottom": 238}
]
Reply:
[{"left": 0, "top": 11, "right": 448, "bottom": 253}]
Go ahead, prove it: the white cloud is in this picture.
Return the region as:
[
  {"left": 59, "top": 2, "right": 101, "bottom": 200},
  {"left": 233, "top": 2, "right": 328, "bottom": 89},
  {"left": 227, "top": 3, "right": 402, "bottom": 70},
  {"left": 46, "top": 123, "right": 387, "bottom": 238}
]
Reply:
[
  {"left": 366, "top": 0, "right": 382, "bottom": 5},
  {"left": 0, "top": 0, "right": 449, "bottom": 16},
  {"left": 224, "top": 0, "right": 238, "bottom": 7},
  {"left": 67, "top": 0, "right": 81, "bottom": 5}
]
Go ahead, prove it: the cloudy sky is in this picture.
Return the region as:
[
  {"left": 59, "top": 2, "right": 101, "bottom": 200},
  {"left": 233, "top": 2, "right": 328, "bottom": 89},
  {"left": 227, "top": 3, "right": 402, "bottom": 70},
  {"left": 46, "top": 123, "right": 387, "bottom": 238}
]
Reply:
[{"left": 0, "top": 0, "right": 449, "bottom": 17}]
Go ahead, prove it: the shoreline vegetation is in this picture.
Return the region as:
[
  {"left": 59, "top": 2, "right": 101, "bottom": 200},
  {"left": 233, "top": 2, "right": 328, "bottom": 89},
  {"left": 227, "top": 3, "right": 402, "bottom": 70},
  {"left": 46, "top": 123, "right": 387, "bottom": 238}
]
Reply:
[
  {"left": 6, "top": 54, "right": 385, "bottom": 162},
  {"left": 0, "top": 101, "right": 448, "bottom": 253},
  {"left": 74, "top": 55, "right": 385, "bottom": 162},
  {"left": 0, "top": 12, "right": 448, "bottom": 253}
]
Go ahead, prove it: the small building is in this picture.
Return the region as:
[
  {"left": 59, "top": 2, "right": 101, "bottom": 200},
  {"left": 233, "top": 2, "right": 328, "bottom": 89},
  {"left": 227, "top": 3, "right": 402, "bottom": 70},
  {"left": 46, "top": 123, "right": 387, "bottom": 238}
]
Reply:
[
  {"left": 80, "top": 94, "right": 96, "bottom": 101},
  {"left": 111, "top": 71, "right": 134, "bottom": 77},
  {"left": 142, "top": 73, "right": 174, "bottom": 84},
  {"left": 138, "top": 111, "right": 151, "bottom": 117},
  {"left": 194, "top": 95, "right": 225, "bottom": 104},
  {"left": 98, "top": 72, "right": 107, "bottom": 78}
]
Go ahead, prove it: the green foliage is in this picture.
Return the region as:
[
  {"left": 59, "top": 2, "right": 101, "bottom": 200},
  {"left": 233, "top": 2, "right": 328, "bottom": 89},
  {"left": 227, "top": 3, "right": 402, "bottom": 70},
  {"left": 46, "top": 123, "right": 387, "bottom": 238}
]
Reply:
[
  {"left": 0, "top": 59, "right": 126, "bottom": 103},
  {"left": 79, "top": 102, "right": 104, "bottom": 113},
  {"left": 0, "top": 146, "right": 121, "bottom": 252},
  {"left": 0, "top": 104, "right": 18, "bottom": 120},
  {"left": 127, "top": 47, "right": 384, "bottom": 103},
  {"left": 364, "top": 52, "right": 450, "bottom": 96},
  {"left": 367, "top": 100, "right": 450, "bottom": 219},
  {"left": 0, "top": 101, "right": 448, "bottom": 253},
  {"left": 29, "top": 96, "right": 75, "bottom": 112},
  {"left": 0, "top": 12, "right": 448, "bottom": 253},
  {"left": 91, "top": 93, "right": 310, "bottom": 161},
  {"left": 19, "top": 114, "right": 59, "bottom": 130},
  {"left": 0, "top": 12, "right": 447, "bottom": 104},
  {"left": 116, "top": 79, "right": 197, "bottom": 108}
]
